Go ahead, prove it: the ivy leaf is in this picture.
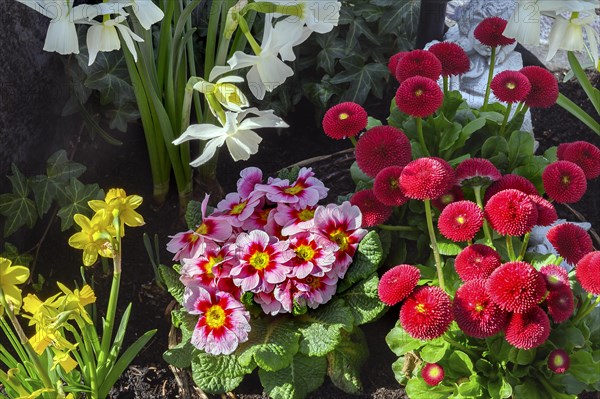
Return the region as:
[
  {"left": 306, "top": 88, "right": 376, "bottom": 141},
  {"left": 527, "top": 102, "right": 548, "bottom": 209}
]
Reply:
[
  {"left": 0, "top": 165, "right": 36, "bottom": 236},
  {"left": 341, "top": 273, "right": 386, "bottom": 325},
  {"left": 0, "top": 242, "right": 33, "bottom": 267},
  {"left": 191, "top": 352, "right": 254, "bottom": 394},
  {"left": 298, "top": 299, "right": 354, "bottom": 356},
  {"left": 259, "top": 353, "right": 327, "bottom": 399},
  {"left": 385, "top": 320, "right": 425, "bottom": 356},
  {"left": 106, "top": 102, "right": 140, "bottom": 133},
  {"left": 330, "top": 56, "right": 389, "bottom": 104},
  {"left": 46, "top": 150, "right": 86, "bottom": 184},
  {"left": 303, "top": 76, "right": 342, "bottom": 109},
  {"left": 337, "top": 230, "right": 383, "bottom": 292},
  {"left": 84, "top": 51, "right": 135, "bottom": 106},
  {"left": 29, "top": 175, "right": 57, "bottom": 217},
  {"left": 159, "top": 265, "right": 185, "bottom": 305},
  {"left": 379, "top": 1, "right": 419, "bottom": 36},
  {"left": 327, "top": 328, "right": 369, "bottom": 394},
  {"left": 56, "top": 178, "right": 102, "bottom": 231},
  {"left": 316, "top": 34, "right": 346, "bottom": 76},
  {"left": 238, "top": 317, "right": 300, "bottom": 372}
]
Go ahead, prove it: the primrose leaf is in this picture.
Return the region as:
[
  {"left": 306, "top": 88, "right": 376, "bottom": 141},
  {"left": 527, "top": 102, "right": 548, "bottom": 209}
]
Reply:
[
  {"left": 341, "top": 273, "right": 386, "bottom": 325},
  {"left": 327, "top": 328, "right": 369, "bottom": 394},
  {"left": 298, "top": 299, "right": 354, "bottom": 356},
  {"left": 56, "top": 178, "right": 102, "bottom": 231},
  {"left": 163, "top": 340, "right": 196, "bottom": 369},
  {"left": 337, "top": 230, "right": 383, "bottom": 292},
  {"left": 191, "top": 352, "right": 254, "bottom": 394},
  {"left": 159, "top": 265, "right": 185, "bottom": 305},
  {"left": 185, "top": 200, "right": 203, "bottom": 230},
  {"left": 259, "top": 353, "right": 327, "bottom": 399}
]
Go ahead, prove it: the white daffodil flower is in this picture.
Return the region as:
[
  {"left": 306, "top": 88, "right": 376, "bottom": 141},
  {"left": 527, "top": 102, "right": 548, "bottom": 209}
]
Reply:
[
  {"left": 504, "top": 0, "right": 599, "bottom": 45},
  {"left": 547, "top": 14, "right": 599, "bottom": 66},
  {"left": 173, "top": 108, "right": 289, "bottom": 166},
  {"left": 268, "top": 0, "right": 341, "bottom": 34},
  {"left": 272, "top": 17, "right": 312, "bottom": 62},
  {"left": 227, "top": 14, "right": 294, "bottom": 100},
  {"left": 193, "top": 75, "right": 250, "bottom": 113},
  {"left": 86, "top": 15, "right": 144, "bottom": 65},
  {"left": 14, "top": 0, "right": 126, "bottom": 55},
  {"left": 113, "top": 0, "right": 164, "bottom": 30}
]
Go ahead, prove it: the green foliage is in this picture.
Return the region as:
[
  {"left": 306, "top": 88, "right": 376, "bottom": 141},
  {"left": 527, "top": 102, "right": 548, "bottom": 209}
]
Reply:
[
  {"left": 158, "top": 265, "right": 185, "bottom": 305},
  {"left": 259, "top": 353, "right": 327, "bottom": 399},
  {"left": 191, "top": 352, "right": 255, "bottom": 394},
  {"left": 0, "top": 150, "right": 103, "bottom": 238},
  {"left": 326, "top": 328, "right": 369, "bottom": 394}
]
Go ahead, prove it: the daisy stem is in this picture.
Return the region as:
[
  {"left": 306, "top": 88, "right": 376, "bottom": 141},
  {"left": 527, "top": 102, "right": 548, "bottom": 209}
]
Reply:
[
  {"left": 482, "top": 46, "right": 497, "bottom": 112},
  {"left": 349, "top": 136, "right": 358, "bottom": 147},
  {"left": 443, "top": 75, "right": 449, "bottom": 95},
  {"left": 416, "top": 117, "right": 430, "bottom": 157},
  {"left": 498, "top": 102, "right": 513, "bottom": 137},
  {"left": 518, "top": 232, "right": 531, "bottom": 260},
  {"left": 442, "top": 335, "right": 479, "bottom": 358},
  {"left": 378, "top": 225, "right": 419, "bottom": 232},
  {"left": 473, "top": 186, "right": 493, "bottom": 245},
  {"left": 424, "top": 199, "right": 445, "bottom": 291},
  {"left": 506, "top": 235, "right": 516, "bottom": 261},
  {"left": 573, "top": 295, "right": 600, "bottom": 324}
]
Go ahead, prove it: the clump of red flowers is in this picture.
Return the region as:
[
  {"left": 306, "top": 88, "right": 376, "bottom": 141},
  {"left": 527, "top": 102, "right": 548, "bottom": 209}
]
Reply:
[
  {"left": 547, "top": 222, "right": 593, "bottom": 265},
  {"left": 388, "top": 51, "right": 407, "bottom": 76},
  {"left": 542, "top": 161, "right": 587, "bottom": 204},
  {"left": 400, "top": 157, "right": 455, "bottom": 200},
  {"left": 395, "top": 76, "right": 444, "bottom": 118},
  {"left": 438, "top": 200, "right": 484, "bottom": 242},
  {"left": 557, "top": 141, "right": 600, "bottom": 180},
  {"left": 484, "top": 174, "right": 539, "bottom": 202},
  {"left": 484, "top": 189, "right": 537, "bottom": 236},
  {"left": 394, "top": 49, "right": 442, "bottom": 83},
  {"left": 545, "top": 285, "right": 574, "bottom": 323},
  {"left": 355, "top": 126, "right": 412, "bottom": 178},
  {"left": 377, "top": 264, "right": 420, "bottom": 306},
  {"left": 528, "top": 195, "right": 558, "bottom": 227},
  {"left": 428, "top": 41, "right": 471, "bottom": 76},
  {"left": 421, "top": 363, "right": 445, "bottom": 386},
  {"left": 505, "top": 306, "right": 551, "bottom": 350},
  {"left": 322, "top": 102, "right": 368, "bottom": 140},
  {"left": 486, "top": 261, "right": 546, "bottom": 313},
  {"left": 454, "top": 244, "right": 501, "bottom": 281},
  {"left": 490, "top": 70, "right": 531, "bottom": 103},
  {"left": 456, "top": 158, "right": 501, "bottom": 188},
  {"left": 400, "top": 286, "right": 453, "bottom": 340},
  {"left": 519, "top": 66, "right": 559, "bottom": 108},
  {"left": 473, "top": 17, "right": 516, "bottom": 47},
  {"left": 453, "top": 279, "right": 509, "bottom": 338},
  {"left": 350, "top": 189, "right": 392, "bottom": 228},
  {"left": 373, "top": 166, "right": 408, "bottom": 207},
  {"left": 575, "top": 251, "right": 600, "bottom": 295}
]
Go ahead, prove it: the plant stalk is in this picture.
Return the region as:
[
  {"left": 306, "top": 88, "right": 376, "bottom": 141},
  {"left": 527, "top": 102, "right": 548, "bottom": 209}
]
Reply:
[
  {"left": 416, "top": 117, "right": 430, "bottom": 157},
  {"left": 473, "top": 186, "right": 493, "bottom": 244},
  {"left": 482, "top": 46, "right": 497, "bottom": 111},
  {"left": 424, "top": 199, "right": 445, "bottom": 291}
]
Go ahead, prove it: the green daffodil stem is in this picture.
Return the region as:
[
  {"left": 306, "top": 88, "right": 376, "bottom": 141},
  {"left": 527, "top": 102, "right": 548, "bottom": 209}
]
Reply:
[
  {"left": 518, "top": 232, "right": 531, "bottom": 260},
  {"left": 506, "top": 235, "right": 516, "bottom": 261},
  {"left": 473, "top": 186, "right": 493, "bottom": 245},
  {"left": 206, "top": 93, "right": 227, "bottom": 126},
  {"left": 416, "top": 117, "right": 430, "bottom": 157},
  {"left": 443, "top": 75, "right": 449, "bottom": 95},
  {"left": 378, "top": 225, "right": 419, "bottom": 232},
  {"left": 236, "top": 15, "right": 262, "bottom": 55},
  {"left": 424, "top": 199, "right": 445, "bottom": 291},
  {"left": 349, "top": 136, "right": 358, "bottom": 147},
  {"left": 482, "top": 46, "right": 497, "bottom": 111},
  {"left": 498, "top": 102, "right": 513, "bottom": 137}
]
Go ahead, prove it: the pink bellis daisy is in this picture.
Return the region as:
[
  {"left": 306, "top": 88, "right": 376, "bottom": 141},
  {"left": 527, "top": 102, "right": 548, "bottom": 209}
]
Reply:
[
  {"left": 548, "top": 349, "right": 570, "bottom": 374},
  {"left": 454, "top": 244, "right": 501, "bottom": 281},
  {"left": 428, "top": 42, "right": 470, "bottom": 76},
  {"left": 354, "top": 126, "right": 412, "bottom": 178},
  {"left": 438, "top": 200, "right": 484, "bottom": 242},
  {"left": 395, "top": 76, "right": 444, "bottom": 118},
  {"left": 484, "top": 189, "right": 538, "bottom": 236},
  {"left": 539, "top": 264, "right": 569, "bottom": 291},
  {"left": 576, "top": 251, "right": 600, "bottom": 295},
  {"left": 349, "top": 189, "right": 393, "bottom": 228},
  {"left": 558, "top": 141, "right": 600, "bottom": 180},
  {"left": 542, "top": 161, "right": 587, "bottom": 203},
  {"left": 528, "top": 195, "right": 557, "bottom": 227},
  {"left": 474, "top": 17, "right": 516, "bottom": 47},
  {"left": 453, "top": 279, "right": 509, "bottom": 338},
  {"left": 400, "top": 286, "right": 453, "bottom": 340},
  {"left": 422, "top": 363, "right": 445, "bottom": 386},
  {"left": 230, "top": 230, "right": 294, "bottom": 293},
  {"left": 255, "top": 167, "right": 328, "bottom": 208},
  {"left": 388, "top": 51, "right": 408, "bottom": 76},
  {"left": 505, "top": 306, "right": 550, "bottom": 349},
  {"left": 400, "top": 157, "right": 456, "bottom": 200},
  {"left": 322, "top": 102, "right": 368, "bottom": 140},
  {"left": 547, "top": 223, "right": 593, "bottom": 266},
  {"left": 490, "top": 70, "right": 531, "bottom": 103},
  {"left": 395, "top": 49, "right": 442, "bottom": 83},
  {"left": 486, "top": 261, "right": 546, "bottom": 313},
  {"left": 545, "top": 285, "right": 574, "bottom": 323},
  {"left": 183, "top": 286, "right": 250, "bottom": 355}
]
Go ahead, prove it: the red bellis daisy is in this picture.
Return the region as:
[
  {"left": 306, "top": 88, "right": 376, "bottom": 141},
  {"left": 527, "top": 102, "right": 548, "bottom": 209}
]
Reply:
[
  {"left": 453, "top": 279, "right": 510, "bottom": 338},
  {"left": 349, "top": 189, "right": 393, "bottom": 228},
  {"left": 456, "top": 158, "right": 502, "bottom": 188},
  {"left": 373, "top": 166, "right": 408, "bottom": 207},
  {"left": 432, "top": 185, "right": 465, "bottom": 211},
  {"left": 455, "top": 244, "right": 502, "bottom": 281},
  {"left": 322, "top": 102, "right": 368, "bottom": 140},
  {"left": 575, "top": 251, "right": 600, "bottom": 295},
  {"left": 484, "top": 174, "right": 539, "bottom": 202},
  {"left": 491, "top": 70, "right": 531, "bottom": 103},
  {"left": 377, "top": 264, "right": 420, "bottom": 306},
  {"left": 388, "top": 51, "right": 407, "bottom": 76},
  {"left": 548, "top": 349, "right": 570, "bottom": 374},
  {"left": 542, "top": 161, "right": 587, "bottom": 203},
  {"left": 528, "top": 195, "right": 557, "bottom": 227},
  {"left": 438, "top": 200, "right": 484, "bottom": 242},
  {"left": 422, "top": 363, "right": 445, "bottom": 386},
  {"left": 547, "top": 223, "right": 593, "bottom": 266},
  {"left": 400, "top": 286, "right": 453, "bottom": 340},
  {"left": 428, "top": 41, "right": 470, "bottom": 76},
  {"left": 558, "top": 141, "right": 600, "bottom": 180},
  {"left": 519, "top": 66, "right": 559, "bottom": 108},
  {"left": 395, "top": 76, "right": 444, "bottom": 118},
  {"left": 539, "top": 264, "right": 569, "bottom": 290},
  {"left": 395, "top": 49, "right": 442, "bottom": 83},
  {"left": 505, "top": 306, "right": 550, "bottom": 349},
  {"left": 400, "top": 157, "right": 456, "bottom": 200},
  {"left": 486, "top": 261, "right": 546, "bottom": 313},
  {"left": 473, "top": 17, "right": 516, "bottom": 47},
  {"left": 546, "top": 285, "right": 574, "bottom": 323},
  {"left": 355, "top": 126, "right": 412, "bottom": 178},
  {"left": 484, "top": 189, "right": 538, "bottom": 236}
]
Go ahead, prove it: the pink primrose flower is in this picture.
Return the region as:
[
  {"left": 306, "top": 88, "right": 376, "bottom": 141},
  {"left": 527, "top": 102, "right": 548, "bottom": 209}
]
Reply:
[
  {"left": 255, "top": 167, "right": 328, "bottom": 208},
  {"left": 275, "top": 203, "right": 317, "bottom": 236},
  {"left": 216, "top": 192, "right": 261, "bottom": 227},
  {"left": 288, "top": 232, "right": 337, "bottom": 279}
]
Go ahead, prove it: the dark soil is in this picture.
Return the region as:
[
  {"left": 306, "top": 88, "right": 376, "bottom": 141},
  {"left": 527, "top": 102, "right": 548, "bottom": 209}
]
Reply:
[{"left": 5, "top": 67, "right": 599, "bottom": 399}]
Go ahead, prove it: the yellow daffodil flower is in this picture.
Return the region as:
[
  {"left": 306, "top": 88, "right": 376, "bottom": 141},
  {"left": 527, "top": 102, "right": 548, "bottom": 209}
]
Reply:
[
  {"left": 51, "top": 348, "right": 78, "bottom": 373},
  {"left": 88, "top": 188, "right": 145, "bottom": 236},
  {"left": 0, "top": 257, "right": 30, "bottom": 313},
  {"left": 56, "top": 282, "right": 96, "bottom": 324},
  {"left": 16, "top": 388, "right": 55, "bottom": 399},
  {"left": 30, "top": 327, "right": 76, "bottom": 355},
  {"left": 194, "top": 76, "right": 250, "bottom": 113},
  {"left": 22, "top": 292, "right": 61, "bottom": 327},
  {"left": 68, "top": 212, "right": 115, "bottom": 266}
]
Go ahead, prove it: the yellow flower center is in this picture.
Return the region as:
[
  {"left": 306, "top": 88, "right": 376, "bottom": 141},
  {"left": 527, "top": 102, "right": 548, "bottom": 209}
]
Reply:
[
  {"left": 339, "top": 112, "right": 349, "bottom": 120},
  {"left": 229, "top": 201, "right": 248, "bottom": 215},
  {"left": 204, "top": 255, "right": 223, "bottom": 276},
  {"left": 389, "top": 178, "right": 399, "bottom": 189},
  {"left": 298, "top": 209, "right": 315, "bottom": 221},
  {"left": 330, "top": 229, "right": 349, "bottom": 251},
  {"left": 561, "top": 175, "right": 571, "bottom": 185},
  {"left": 455, "top": 215, "right": 466, "bottom": 225},
  {"left": 196, "top": 223, "right": 208, "bottom": 235},
  {"left": 475, "top": 303, "right": 485, "bottom": 313},
  {"left": 553, "top": 356, "right": 566, "bottom": 367},
  {"left": 428, "top": 367, "right": 442, "bottom": 378},
  {"left": 205, "top": 305, "right": 226, "bottom": 328},
  {"left": 249, "top": 251, "right": 270, "bottom": 270},
  {"left": 441, "top": 194, "right": 453, "bottom": 205},
  {"left": 506, "top": 81, "right": 516, "bottom": 90},
  {"left": 259, "top": 208, "right": 272, "bottom": 222},
  {"left": 304, "top": 276, "right": 321, "bottom": 289},
  {"left": 227, "top": 91, "right": 242, "bottom": 105},
  {"left": 284, "top": 184, "right": 304, "bottom": 195},
  {"left": 416, "top": 303, "right": 427, "bottom": 313},
  {"left": 296, "top": 245, "right": 315, "bottom": 261},
  {"left": 415, "top": 89, "right": 423, "bottom": 97}
]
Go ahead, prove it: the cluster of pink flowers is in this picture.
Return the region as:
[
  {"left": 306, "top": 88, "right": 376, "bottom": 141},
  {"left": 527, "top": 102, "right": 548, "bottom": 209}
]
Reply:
[{"left": 167, "top": 167, "right": 367, "bottom": 355}]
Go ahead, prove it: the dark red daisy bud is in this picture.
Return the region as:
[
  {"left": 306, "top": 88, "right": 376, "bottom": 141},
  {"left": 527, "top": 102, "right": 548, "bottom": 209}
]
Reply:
[
  {"left": 322, "top": 102, "right": 368, "bottom": 140},
  {"left": 485, "top": 189, "right": 538, "bottom": 236},
  {"left": 350, "top": 189, "right": 393, "bottom": 228},
  {"left": 432, "top": 185, "right": 465, "bottom": 211},
  {"left": 456, "top": 158, "right": 502, "bottom": 188},
  {"left": 486, "top": 261, "right": 546, "bottom": 313},
  {"left": 428, "top": 42, "right": 471, "bottom": 76},
  {"left": 519, "top": 66, "right": 559, "bottom": 108},
  {"left": 373, "top": 166, "right": 409, "bottom": 207},
  {"left": 548, "top": 349, "right": 570, "bottom": 374},
  {"left": 474, "top": 17, "right": 516, "bottom": 47},
  {"left": 558, "top": 141, "right": 600, "bottom": 180},
  {"left": 547, "top": 223, "right": 593, "bottom": 266},
  {"left": 491, "top": 70, "right": 531, "bottom": 103},
  {"left": 528, "top": 195, "right": 558, "bottom": 227},
  {"left": 542, "top": 161, "right": 587, "bottom": 203},
  {"left": 505, "top": 306, "right": 550, "bottom": 349},
  {"left": 388, "top": 51, "right": 408, "bottom": 77},
  {"left": 455, "top": 244, "right": 502, "bottom": 281},
  {"left": 575, "top": 251, "right": 600, "bottom": 295},
  {"left": 395, "top": 49, "right": 442, "bottom": 84},
  {"left": 546, "top": 285, "right": 574, "bottom": 323},
  {"left": 422, "top": 363, "right": 445, "bottom": 386},
  {"left": 453, "top": 279, "right": 510, "bottom": 338},
  {"left": 438, "top": 200, "right": 484, "bottom": 242},
  {"left": 395, "top": 76, "right": 444, "bottom": 118},
  {"left": 484, "top": 174, "right": 539, "bottom": 202},
  {"left": 539, "top": 264, "right": 569, "bottom": 290},
  {"left": 355, "top": 126, "right": 412, "bottom": 178},
  {"left": 400, "top": 157, "right": 456, "bottom": 200},
  {"left": 400, "top": 286, "right": 453, "bottom": 340},
  {"left": 378, "top": 264, "right": 420, "bottom": 306}
]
